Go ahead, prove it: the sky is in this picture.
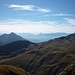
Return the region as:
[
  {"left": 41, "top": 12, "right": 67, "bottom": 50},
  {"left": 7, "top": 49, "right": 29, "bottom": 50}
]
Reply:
[{"left": 0, "top": 0, "right": 75, "bottom": 34}]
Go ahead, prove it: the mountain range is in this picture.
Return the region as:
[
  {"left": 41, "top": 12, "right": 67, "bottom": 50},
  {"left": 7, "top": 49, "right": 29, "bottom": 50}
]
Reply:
[
  {"left": 0, "top": 32, "right": 69, "bottom": 47},
  {"left": 19, "top": 33, "right": 69, "bottom": 43},
  {"left": 0, "top": 33, "right": 75, "bottom": 75}
]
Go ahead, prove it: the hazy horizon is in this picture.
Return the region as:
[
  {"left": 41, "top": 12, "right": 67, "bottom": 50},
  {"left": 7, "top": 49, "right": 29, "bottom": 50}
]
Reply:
[{"left": 0, "top": 32, "right": 71, "bottom": 35}]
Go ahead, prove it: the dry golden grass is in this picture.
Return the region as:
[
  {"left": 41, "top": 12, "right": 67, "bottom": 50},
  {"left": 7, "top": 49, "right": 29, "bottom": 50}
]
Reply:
[{"left": 0, "top": 65, "right": 29, "bottom": 75}]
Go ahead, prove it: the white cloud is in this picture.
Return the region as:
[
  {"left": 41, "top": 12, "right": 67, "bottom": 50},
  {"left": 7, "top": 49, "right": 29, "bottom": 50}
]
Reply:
[
  {"left": 8, "top": 4, "right": 35, "bottom": 10},
  {"left": 64, "top": 18, "right": 75, "bottom": 26},
  {"left": 37, "top": 8, "right": 51, "bottom": 13},
  {"left": 52, "top": 13, "right": 73, "bottom": 16},
  {"left": 0, "top": 18, "right": 75, "bottom": 34},
  {"left": 44, "top": 13, "right": 73, "bottom": 17},
  {"left": 7, "top": 4, "right": 51, "bottom": 13}
]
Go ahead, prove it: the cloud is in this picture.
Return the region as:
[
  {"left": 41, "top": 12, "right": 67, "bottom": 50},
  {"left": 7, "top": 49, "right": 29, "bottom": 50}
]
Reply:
[
  {"left": 37, "top": 8, "right": 51, "bottom": 13},
  {"left": 44, "top": 13, "right": 73, "bottom": 17},
  {"left": 0, "top": 18, "right": 75, "bottom": 34},
  {"left": 64, "top": 18, "right": 75, "bottom": 26},
  {"left": 8, "top": 4, "right": 35, "bottom": 10},
  {"left": 7, "top": 4, "right": 51, "bottom": 13},
  {"left": 52, "top": 13, "right": 73, "bottom": 16},
  {"left": 0, "top": 19, "right": 57, "bottom": 33}
]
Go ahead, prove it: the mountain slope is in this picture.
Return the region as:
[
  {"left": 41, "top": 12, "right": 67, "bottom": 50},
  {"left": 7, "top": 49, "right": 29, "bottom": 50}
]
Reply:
[
  {"left": 0, "top": 32, "right": 25, "bottom": 46},
  {"left": 0, "top": 65, "right": 29, "bottom": 75},
  {"left": 0, "top": 41, "right": 3, "bottom": 46},
  {"left": 0, "top": 40, "right": 34, "bottom": 55},
  {"left": 0, "top": 33, "right": 75, "bottom": 75}
]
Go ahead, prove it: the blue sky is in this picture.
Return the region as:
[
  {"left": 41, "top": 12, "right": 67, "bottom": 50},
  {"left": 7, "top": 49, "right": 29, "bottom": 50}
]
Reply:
[{"left": 0, "top": 0, "right": 75, "bottom": 34}]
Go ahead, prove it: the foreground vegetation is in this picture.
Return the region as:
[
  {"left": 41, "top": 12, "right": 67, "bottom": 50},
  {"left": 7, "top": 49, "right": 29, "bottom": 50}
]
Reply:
[{"left": 0, "top": 65, "right": 29, "bottom": 75}]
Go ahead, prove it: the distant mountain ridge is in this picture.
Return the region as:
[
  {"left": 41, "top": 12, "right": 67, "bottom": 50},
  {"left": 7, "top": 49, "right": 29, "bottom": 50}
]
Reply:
[
  {"left": 0, "top": 32, "right": 26, "bottom": 46},
  {"left": 19, "top": 33, "right": 69, "bottom": 43}
]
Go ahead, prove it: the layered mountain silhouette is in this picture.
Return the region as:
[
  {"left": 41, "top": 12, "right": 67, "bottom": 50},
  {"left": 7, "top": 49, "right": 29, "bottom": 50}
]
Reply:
[
  {"left": 0, "top": 32, "right": 25, "bottom": 46},
  {"left": 19, "top": 33, "right": 68, "bottom": 43},
  {"left": 0, "top": 33, "right": 75, "bottom": 75}
]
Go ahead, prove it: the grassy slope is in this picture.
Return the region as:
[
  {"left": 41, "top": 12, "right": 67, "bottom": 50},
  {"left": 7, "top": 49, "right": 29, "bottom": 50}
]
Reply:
[
  {"left": 0, "top": 33, "right": 75, "bottom": 75},
  {"left": 0, "top": 65, "right": 29, "bottom": 75}
]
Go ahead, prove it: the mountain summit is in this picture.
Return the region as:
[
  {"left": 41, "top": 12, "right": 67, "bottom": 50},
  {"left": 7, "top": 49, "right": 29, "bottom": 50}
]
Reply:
[{"left": 0, "top": 32, "right": 25, "bottom": 46}]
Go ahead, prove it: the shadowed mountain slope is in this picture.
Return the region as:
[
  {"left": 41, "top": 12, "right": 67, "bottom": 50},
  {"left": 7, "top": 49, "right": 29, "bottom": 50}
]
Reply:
[
  {"left": 0, "top": 33, "right": 75, "bottom": 75},
  {"left": 0, "top": 40, "right": 34, "bottom": 55}
]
